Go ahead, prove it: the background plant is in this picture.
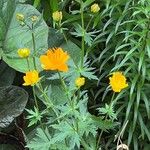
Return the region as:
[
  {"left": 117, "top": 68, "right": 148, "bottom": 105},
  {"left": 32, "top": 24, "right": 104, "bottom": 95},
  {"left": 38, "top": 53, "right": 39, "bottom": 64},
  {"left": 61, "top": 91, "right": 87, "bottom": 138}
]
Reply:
[{"left": 0, "top": 0, "right": 150, "bottom": 150}]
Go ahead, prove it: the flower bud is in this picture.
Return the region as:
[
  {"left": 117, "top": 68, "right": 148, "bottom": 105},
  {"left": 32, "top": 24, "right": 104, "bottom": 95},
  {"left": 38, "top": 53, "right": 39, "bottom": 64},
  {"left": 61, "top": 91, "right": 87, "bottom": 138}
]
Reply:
[
  {"left": 75, "top": 77, "right": 85, "bottom": 88},
  {"left": 18, "top": 48, "right": 30, "bottom": 58},
  {"left": 91, "top": 3, "right": 100, "bottom": 13},
  {"left": 16, "top": 13, "right": 25, "bottom": 21},
  {"left": 52, "top": 11, "right": 62, "bottom": 22},
  {"left": 31, "top": 15, "right": 38, "bottom": 22}
]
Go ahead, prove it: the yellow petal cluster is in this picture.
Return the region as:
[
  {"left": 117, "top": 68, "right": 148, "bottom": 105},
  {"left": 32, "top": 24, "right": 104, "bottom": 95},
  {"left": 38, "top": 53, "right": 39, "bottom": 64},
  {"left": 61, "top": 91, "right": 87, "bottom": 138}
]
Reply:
[
  {"left": 75, "top": 77, "right": 85, "bottom": 88},
  {"left": 40, "top": 48, "right": 69, "bottom": 72},
  {"left": 109, "top": 72, "right": 128, "bottom": 92},
  {"left": 23, "top": 70, "right": 40, "bottom": 86},
  {"left": 16, "top": 13, "right": 25, "bottom": 21},
  {"left": 52, "top": 11, "right": 62, "bottom": 22},
  {"left": 18, "top": 48, "right": 30, "bottom": 58},
  {"left": 91, "top": 3, "right": 100, "bottom": 13}
]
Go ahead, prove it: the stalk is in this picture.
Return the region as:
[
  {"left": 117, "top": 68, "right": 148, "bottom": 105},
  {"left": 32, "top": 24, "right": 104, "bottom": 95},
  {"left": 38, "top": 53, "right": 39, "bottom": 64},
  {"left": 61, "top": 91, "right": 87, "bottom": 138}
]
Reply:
[{"left": 80, "top": 0, "right": 85, "bottom": 68}]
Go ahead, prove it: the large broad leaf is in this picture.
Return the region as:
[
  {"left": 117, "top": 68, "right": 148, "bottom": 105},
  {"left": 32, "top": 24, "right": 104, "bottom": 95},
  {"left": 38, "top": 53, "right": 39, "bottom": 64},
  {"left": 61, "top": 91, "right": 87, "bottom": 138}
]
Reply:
[
  {"left": 48, "top": 28, "right": 64, "bottom": 48},
  {"left": 0, "top": 0, "right": 48, "bottom": 73},
  {"left": 0, "top": 61, "right": 16, "bottom": 87},
  {"left": 0, "top": 86, "right": 28, "bottom": 128}
]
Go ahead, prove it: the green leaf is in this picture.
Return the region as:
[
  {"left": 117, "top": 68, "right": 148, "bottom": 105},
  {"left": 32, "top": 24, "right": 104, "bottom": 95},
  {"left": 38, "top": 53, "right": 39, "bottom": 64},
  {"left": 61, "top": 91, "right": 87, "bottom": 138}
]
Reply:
[
  {"left": 48, "top": 28, "right": 64, "bottom": 48},
  {"left": 79, "top": 56, "right": 98, "bottom": 80},
  {"left": 0, "top": 61, "right": 16, "bottom": 87},
  {"left": 0, "top": 86, "right": 28, "bottom": 128},
  {"left": 49, "top": 0, "right": 58, "bottom": 12},
  {"left": 83, "top": 0, "right": 95, "bottom": 9},
  {"left": 1, "top": 1, "right": 48, "bottom": 73},
  {"left": 90, "top": 115, "right": 117, "bottom": 131},
  {"left": 33, "top": 0, "right": 41, "bottom": 8},
  {"left": 27, "top": 128, "right": 51, "bottom": 150},
  {"left": 61, "top": 40, "right": 81, "bottom": 65}
]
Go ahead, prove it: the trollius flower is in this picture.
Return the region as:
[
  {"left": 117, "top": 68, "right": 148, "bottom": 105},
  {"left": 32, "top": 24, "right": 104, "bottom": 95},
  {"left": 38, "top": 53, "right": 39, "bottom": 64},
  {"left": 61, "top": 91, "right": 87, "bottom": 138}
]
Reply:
[
  {"left": 23, "top": 70, "right": 40, "bottom": 86},
  {"left": 40, "top": 48, "right": 69, "bottom": 72},
  {"left": 91, "top": 3, "right": 100, "bottom": 13},
  {"left": 109, "top": 72, "right": 128, "bottom": 92},
  {"left": 75, "top": 77, "right": 85, "bottom": 88},
  {"left": 52, "top": 11, "right": 62, "bottom": 22},
  {"left": 18, "top": 48, "right": 30, "bottom": 58}
]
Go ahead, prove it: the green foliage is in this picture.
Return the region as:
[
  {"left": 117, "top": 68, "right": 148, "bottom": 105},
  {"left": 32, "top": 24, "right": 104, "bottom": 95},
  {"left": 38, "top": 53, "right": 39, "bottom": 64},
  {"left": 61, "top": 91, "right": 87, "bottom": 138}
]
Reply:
[
  {"left": 90, "top": 0, "right": 150, "bottom": 149},
  {"left": 98, "top": 103, "right": 117, "bottom": 121},
  {"left": 0, "top": 0, "right": 48, "bottom": 72},
  {"left": 2, "top": 0, "right": 150, "bottom": 149},
  {"left": 26, "top": 106, "right": 43, "bottom": 127}
]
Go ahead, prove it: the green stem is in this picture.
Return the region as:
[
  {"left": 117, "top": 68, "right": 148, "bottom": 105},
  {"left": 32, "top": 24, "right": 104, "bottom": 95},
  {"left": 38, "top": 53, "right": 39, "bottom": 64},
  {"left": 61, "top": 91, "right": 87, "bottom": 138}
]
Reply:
[
  {"left": 31, "top": 23, "right": 37, "bottom": 70},
  {"left": 96, "top": 93, "right": 115, "bottom": 149},
  {"left": 32, "top": 85, "right": 44, "bottom": 129},
  {"left": 57, "top": 71, "right": 72, "bottom": 106},
  {"left": 26, "top": 57, "right": 30, "bottom": 71},
  {"left": 32, "top": 86, "right": 39, "bottom": 111},
  {"left": 62, "top": 30, "right": 68, "bottom": 43},
  {"left": 80, "top": 0, "right": 85, "bottom": 68},
  {"left": 37, "top": 83, "right": 60, "bottom": 123},
  {"left": 85, "top": 15, "right": 94, "bottom": 31},
  {"left": 110, "top": 92, "right": 115, "bottom": 105}
]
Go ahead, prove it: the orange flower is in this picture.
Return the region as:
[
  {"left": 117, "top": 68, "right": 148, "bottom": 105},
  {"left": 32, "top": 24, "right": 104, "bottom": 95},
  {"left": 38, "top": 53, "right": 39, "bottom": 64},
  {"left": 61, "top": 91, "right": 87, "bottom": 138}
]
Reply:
[
  {"left": 109, "top": 72, "right": 128, "bottom": 92},
  {"left": 23, "top": 70, "right": 40, "bottom": 86},
  {"left": 40, "top": 48, "right": 69, "bottom": 72}
]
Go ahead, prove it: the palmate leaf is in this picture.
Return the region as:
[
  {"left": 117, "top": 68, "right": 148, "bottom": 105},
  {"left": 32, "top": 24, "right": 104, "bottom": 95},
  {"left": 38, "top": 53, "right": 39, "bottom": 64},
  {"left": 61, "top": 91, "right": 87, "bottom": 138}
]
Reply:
[
  {"left": 0, "top": 0, "right": 48, "bottom": 72},
  {"left": 51, "top": 121, "right": 80, "bottom": 149},
  {"left": 80, "top": 56, "right": 98, "bottom": 80},
  {"left": 70, "top": 23, "right": 97, "bottom": 46},
  {"left": 27, "top": 128, "right": 51, "bottom": 150},
  {"left": 27, "top": 127, "right": 70, "bottom": 150},
  {"left": 49, "top": 92, "right": 98, "bottom": 149},
  {"left": 90, "top": 115, "right": 117, "bottom": 131},
  {"left": 98, "top": 103, "right": 117, "bottom": 120}
]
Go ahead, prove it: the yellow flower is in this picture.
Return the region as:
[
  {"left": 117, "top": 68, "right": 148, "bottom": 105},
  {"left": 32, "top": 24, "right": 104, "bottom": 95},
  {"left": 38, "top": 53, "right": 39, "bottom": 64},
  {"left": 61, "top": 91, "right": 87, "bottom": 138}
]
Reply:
[
  {"left": 75, "top": 77, "right": 85, "bottom": 88},
  {"left": 109, "top": 72, "right": 128, "bottom": 92},
  {"left": 18, "top": 48, "right": 30, "bottom": 58},
  {"left": 52, "top": 11, "right": 62, "bottom": 22},
  {"left": 16, "top": 13, "right": 25, "bottom": 21},
  {"left": 23, "top": 70, "right": 40, "bottom": 86},
  {"left": 40, "top": 48, "right": 69, "bottom": 72},
  {"left": 91, "top": 3, "right": 100, "bottom": 13}
]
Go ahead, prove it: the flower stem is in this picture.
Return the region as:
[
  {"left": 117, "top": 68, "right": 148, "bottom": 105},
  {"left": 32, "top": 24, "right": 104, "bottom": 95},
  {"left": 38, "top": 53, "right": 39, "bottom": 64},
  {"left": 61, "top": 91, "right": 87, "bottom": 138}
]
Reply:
[
  {"left": 85, "top": 15, "right": 94, "bottom": 31},
  {"left": 80, "top": 0, "right": 85, "bottom": 68},
  {"left": 37, "top": 82, "right": 60, "bottom": 123},
  {"left": 57, "top": 71, "right": 72, "bottom": 104},
  {"left": 26, "top": 57, "right": 30, "bottom": 71},
  {"left": 32, "top": 86, "right": 39, "bottom": 111},
  {"left": 32, "top": 85, "right": 45, "bottom": 129},
  {"left": 96, "top": 93, "right": 115, "bottom": 149},
  {"left": 31, "top": 23, "right": 37, "bottom": 70}
]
